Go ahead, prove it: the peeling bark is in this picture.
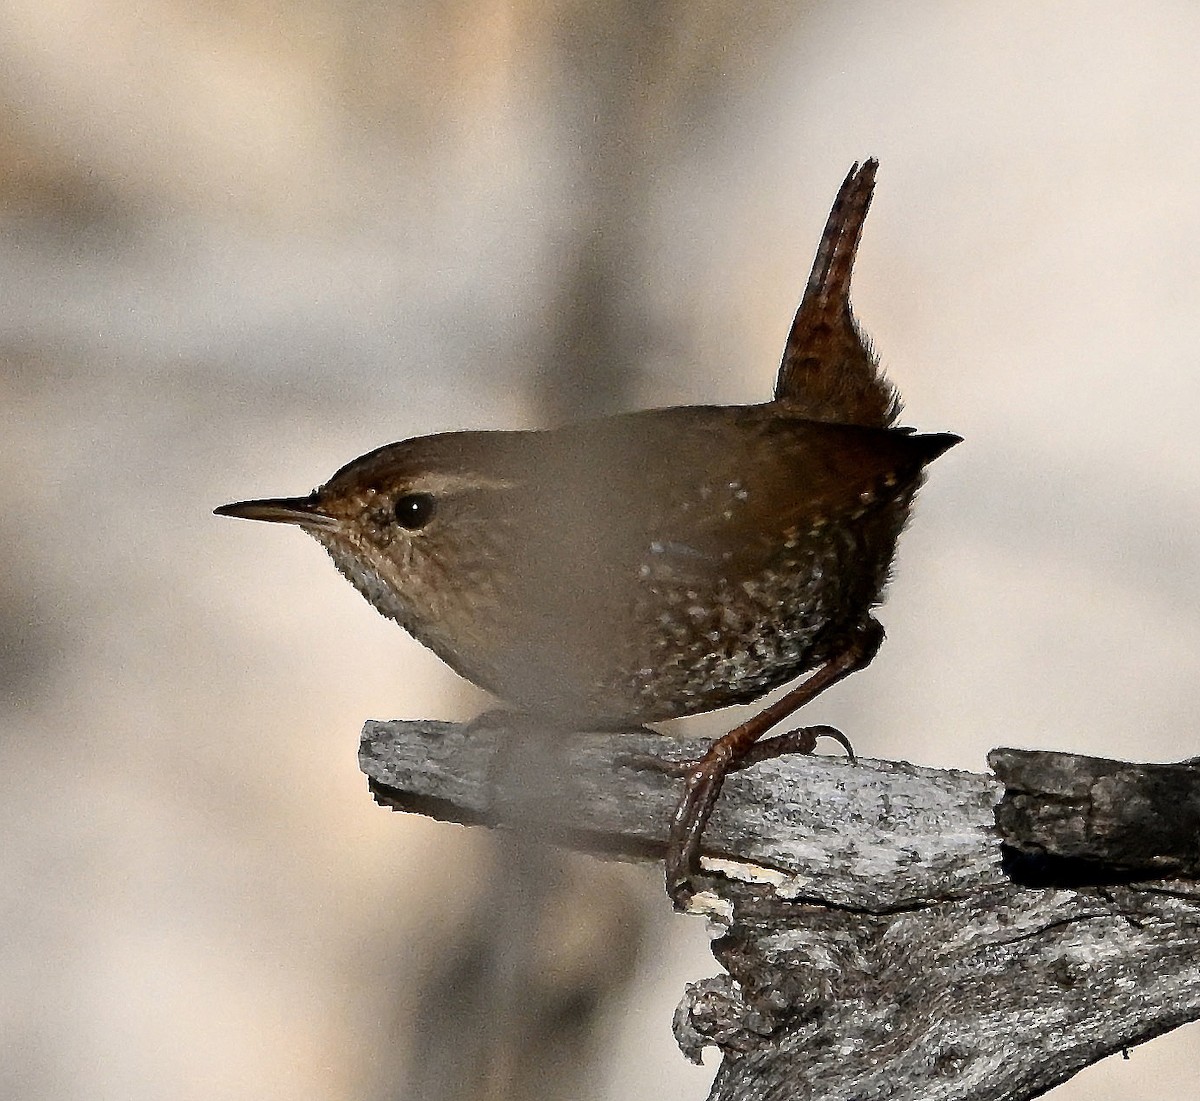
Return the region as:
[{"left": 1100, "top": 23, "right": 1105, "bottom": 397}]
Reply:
[{"left": 360, "top": 720, "right": 1200, "bottom": 1100}]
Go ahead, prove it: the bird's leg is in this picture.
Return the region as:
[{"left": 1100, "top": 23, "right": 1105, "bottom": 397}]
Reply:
[{"left": 655, "top": 619, "right": 884, "bottom": 908}]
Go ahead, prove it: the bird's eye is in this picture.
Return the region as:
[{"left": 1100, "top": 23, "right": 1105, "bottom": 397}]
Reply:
[{"left": 394, "top": 493, "right": 435, "bottom": 530}]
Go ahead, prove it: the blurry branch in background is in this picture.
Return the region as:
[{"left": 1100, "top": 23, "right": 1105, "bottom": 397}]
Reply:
[
  {"left": 363, "top": 720, "right": 1200, "bottom": 1101},
  {"left": 392, "top": 4, "right": 743, "bottom": 1099}
]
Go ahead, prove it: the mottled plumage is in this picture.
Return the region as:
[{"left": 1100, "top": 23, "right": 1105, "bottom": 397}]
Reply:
[{"left": 291, "top": 406, "right": 953, "bottom": 725}]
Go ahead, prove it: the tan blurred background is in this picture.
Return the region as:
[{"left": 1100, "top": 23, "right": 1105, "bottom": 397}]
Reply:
[{"left": 3, "top": 2, "right": 1200, "bottom": 1098}]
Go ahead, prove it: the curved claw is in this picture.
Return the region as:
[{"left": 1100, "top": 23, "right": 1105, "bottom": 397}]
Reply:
[{"left": 742, "top": 724, "right": 857, "bottom": 767}]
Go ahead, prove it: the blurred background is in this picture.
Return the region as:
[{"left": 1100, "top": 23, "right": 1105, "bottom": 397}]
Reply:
[{"left": 3, "top": 2, "right": 1200, "bottom": 1098}]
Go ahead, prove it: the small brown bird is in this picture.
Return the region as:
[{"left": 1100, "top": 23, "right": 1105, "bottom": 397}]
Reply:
[{"left": 217, "top": 160, "right": 958, "bottom": 905}]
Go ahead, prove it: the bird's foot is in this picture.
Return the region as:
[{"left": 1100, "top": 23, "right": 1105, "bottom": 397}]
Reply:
[
  {"left": 618, "top": 723, "right": 854, "bottom": 778},
  {"left": 620, "top": 724, "right": 855, "bottom": 909}
]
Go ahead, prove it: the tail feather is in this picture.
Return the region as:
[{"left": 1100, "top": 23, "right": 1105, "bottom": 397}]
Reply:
[{"left": 774, "top": 159, "right": 900, "bottom": 429}]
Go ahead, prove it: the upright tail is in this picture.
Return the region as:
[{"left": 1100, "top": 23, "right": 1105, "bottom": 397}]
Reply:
[{"left": 773, "top": 159, "right": 900, "bottom": 429}]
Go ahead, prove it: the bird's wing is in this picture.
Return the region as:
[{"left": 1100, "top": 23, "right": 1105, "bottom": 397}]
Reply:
[{"left": 609, "top": 409, "right": 955, "bottom": 583}]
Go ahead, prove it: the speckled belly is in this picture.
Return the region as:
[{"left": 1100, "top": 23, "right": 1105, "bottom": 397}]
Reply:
[{"left": 615, "top": 528, "right": 877, "bottom": 722}]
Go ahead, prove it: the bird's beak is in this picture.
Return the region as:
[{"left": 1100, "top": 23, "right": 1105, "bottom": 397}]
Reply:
[{"left": 214, "top": 495, "right": 341, "bottom": 532}]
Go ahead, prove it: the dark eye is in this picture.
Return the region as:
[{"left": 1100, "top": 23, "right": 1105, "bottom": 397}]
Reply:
[{"left": 394, "top": 493, "right": 435, "bottom": 530}]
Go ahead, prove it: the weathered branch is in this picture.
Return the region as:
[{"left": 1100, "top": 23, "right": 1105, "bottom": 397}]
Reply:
[{"left": 360, "top": 720, "right": 1200, "bottom": 1101}]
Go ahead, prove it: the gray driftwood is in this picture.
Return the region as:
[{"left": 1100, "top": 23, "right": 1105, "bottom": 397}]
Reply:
[{"left": 360, "top": 720, "right": 1200, "bottom": 1100}]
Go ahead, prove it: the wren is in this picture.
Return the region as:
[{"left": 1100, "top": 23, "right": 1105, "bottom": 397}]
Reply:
[{"left": 217, "top": 160, "right": 959, "bottom": 906}]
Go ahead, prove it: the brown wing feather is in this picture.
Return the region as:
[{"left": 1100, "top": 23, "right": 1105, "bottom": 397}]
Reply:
[{"left": 581, "top": 406, "right": 954, "bottom": 582}]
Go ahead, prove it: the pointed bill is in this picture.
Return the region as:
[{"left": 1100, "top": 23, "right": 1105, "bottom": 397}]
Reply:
[{"left": 214, "top": 495, "right": 340, "bottom": 531}]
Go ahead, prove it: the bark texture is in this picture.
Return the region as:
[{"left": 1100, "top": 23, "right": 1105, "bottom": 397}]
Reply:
[{"left": 360, "top": 720, "right": 1200, "bottom": 1100}]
